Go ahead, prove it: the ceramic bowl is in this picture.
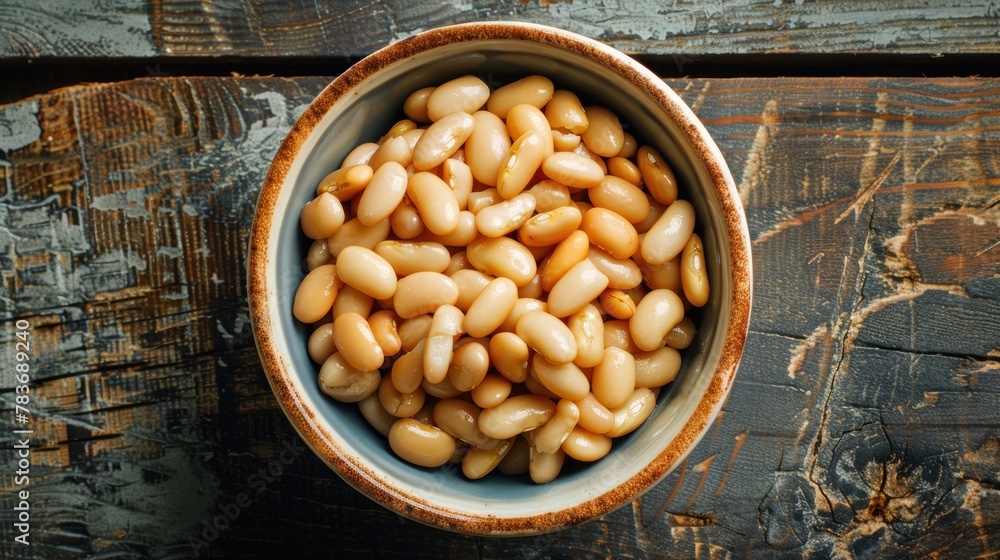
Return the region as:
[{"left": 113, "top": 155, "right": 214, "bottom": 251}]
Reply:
[{"left": 248, "top": 22, "right": 752, "bottom": 535}]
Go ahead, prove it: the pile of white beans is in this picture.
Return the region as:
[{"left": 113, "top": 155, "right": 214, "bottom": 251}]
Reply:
[{"left": 294, "top": 75, "right": 709, "bottom": 483}]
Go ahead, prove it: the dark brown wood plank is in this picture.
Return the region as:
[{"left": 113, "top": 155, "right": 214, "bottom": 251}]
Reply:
[
  {"left": 0, "top": 0, "right": 998, "bottom": 60},
  {"left": 662, "top": 76, "right": 1000, "bottom": 558},
  {"left": 1, "top": 76, "right": 998, "bottom": 558}
]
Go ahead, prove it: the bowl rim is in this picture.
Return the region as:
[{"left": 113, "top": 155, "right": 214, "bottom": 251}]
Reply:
[{"left": 248, "top": 21, "right": 752, "bottom": 535}]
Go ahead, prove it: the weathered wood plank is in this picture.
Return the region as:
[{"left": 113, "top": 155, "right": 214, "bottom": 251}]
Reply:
[
  {"left": 0, "top": 76, "right": 329, "bottom": 559},
  {"left": 0, "top": 0, "right": 998, "bottom": 59},
  {"left": 1, "top": 75, "right": 998, "bottom": 558},
  {"left": 665, "top": 76, "right": 1000, "bottom": 558},
  {"left": 0, "top": 0, "right": 154, "bottom": 57}
]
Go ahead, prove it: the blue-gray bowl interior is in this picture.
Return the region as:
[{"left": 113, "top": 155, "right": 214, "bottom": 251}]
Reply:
[{"left": 273, "top": 40, "right": 730, "bottom": 514}]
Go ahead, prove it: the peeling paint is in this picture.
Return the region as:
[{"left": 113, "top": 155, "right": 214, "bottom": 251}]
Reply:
[
  {"left": 445, "top": 0, "right": 473, "bottom": 11},
  {"left": 0, "top": 100, "right": 41, "bottom": 153},
  {"left": 90, "top": 187, "right": 153, "bottom": 219},
  {"left": 71, "top": 249, "right": 144, "bottom": 296},
  {"left": 81, "top": 447, "right": 218, "bottom": 552},
  {"left": 157, "top": 246, "right": 183, "bottom": 259},
  {"left": 177, "top": 90, "right": 306, "bottom": 221},
  {"left": 0, "top": 0, "right": 155, "bottom": 57}
]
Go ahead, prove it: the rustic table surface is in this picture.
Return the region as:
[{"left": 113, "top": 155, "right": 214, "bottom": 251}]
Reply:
[{"left": 1, "top": 2, "right": 999, "bottom": 559}]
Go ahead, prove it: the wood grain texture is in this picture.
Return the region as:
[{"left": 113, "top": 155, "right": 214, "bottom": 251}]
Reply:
[
  {"left": 0, "top": 76, "right": 998, "bottom": 558},
  {"left": 0, "top": 0, "right": 998, "bottom": 59}
]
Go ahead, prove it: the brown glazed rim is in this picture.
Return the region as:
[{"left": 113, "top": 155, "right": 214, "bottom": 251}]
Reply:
[{"left": 248, "top": 22, "right": 752, "bottom": 534}]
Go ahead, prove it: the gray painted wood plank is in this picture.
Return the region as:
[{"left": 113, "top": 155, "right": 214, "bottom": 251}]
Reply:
[{"left": 0, "top": 0, "right": 998, "bottom": 59}]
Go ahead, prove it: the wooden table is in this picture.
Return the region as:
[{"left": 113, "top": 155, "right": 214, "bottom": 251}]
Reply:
[{"left": 1, "top": 2, "right": 998, "bottom": 558}]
